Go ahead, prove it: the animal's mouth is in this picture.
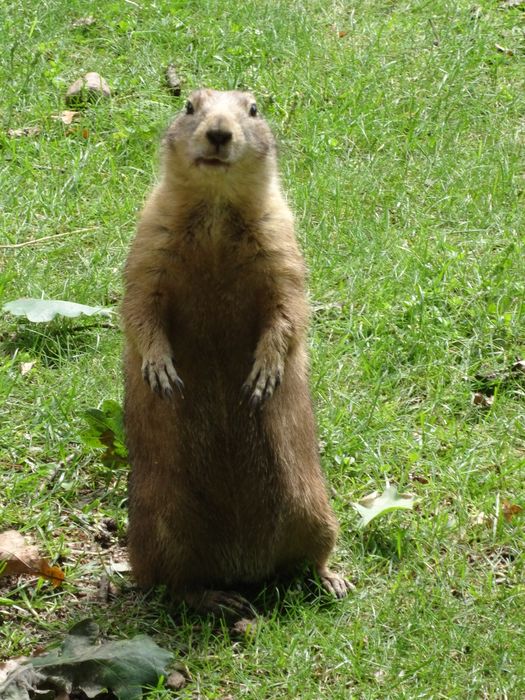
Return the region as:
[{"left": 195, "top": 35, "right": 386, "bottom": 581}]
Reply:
[{"left": 195, "top": 157, "right": 230, "bottom": 168}]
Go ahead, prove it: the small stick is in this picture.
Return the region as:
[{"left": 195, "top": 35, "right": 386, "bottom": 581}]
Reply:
[{"left": 0, "top": 227, "right": 97, "bottom": 250}]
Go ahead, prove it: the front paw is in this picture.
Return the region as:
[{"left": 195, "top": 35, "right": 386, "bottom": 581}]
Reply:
[
  {"left": 242, "top": 357, "right": 283, "bottom": 410},
  {"left": 142, "top": 355, "right": 184, "bottom": 398}
]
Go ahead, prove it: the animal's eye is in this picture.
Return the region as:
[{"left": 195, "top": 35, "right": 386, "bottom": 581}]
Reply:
[
  {"left": 249, "top": 103, "right": 258, "bottom": 117},
  {"left": 185, "top": 100, "right": 194, "bottom": 115}
]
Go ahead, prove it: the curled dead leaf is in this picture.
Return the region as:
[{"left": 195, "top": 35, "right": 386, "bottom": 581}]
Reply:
[
  {"left": 502, "top": 501, "right": 523, "bottom": 521},
  {"left": 472, "top": 391, "right": 494, "bottom": 408},
  {"left": 65, "top": 72, "right": 111, "bottom": 107},
  {"left": 40, "top": 560, "right": 66, "bottom": 587},
  {"left": 0, "top": 530, "right": 65, "bottom": 586}
]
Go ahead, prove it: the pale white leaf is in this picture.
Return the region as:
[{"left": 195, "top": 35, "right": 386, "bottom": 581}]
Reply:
[
  {"left": 3, "top": 299, "right": 112, "bottom": 323},
  {"left": 352, "top": 485, "right": 416, "bottom": 528}
]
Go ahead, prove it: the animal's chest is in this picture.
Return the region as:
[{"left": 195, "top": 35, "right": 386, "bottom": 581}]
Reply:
[{"left": 166, "top": 236, "right": 264, "bottom": 354}]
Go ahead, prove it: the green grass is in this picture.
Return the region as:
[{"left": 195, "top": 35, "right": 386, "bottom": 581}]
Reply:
[{"left": 1, "top": 0, "right": 524, "bottom": 697}]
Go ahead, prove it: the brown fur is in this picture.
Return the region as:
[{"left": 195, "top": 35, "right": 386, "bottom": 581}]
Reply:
[{"left": 122, "top": 89, "right": 349, "bottom": 612}]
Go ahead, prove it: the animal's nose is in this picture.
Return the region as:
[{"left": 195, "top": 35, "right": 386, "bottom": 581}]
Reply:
[{"left": 206, "top": 128, "right": 233, "bottom": 147}]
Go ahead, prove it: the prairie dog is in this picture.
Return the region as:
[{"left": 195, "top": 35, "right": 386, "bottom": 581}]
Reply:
[{"left": 123, "top": 89, "right": 350, "bottom": 615}]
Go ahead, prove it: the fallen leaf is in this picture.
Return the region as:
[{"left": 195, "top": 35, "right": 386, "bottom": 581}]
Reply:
[
  {"left": 351, "top": 485, "right": 416, "bottom": 528},
  {"left": 0, "top": 659, "right": 27, "bottom": 685},
  {"left": 109, "top": 560, "right": 132, "bottom": 574},
  {"left": 511, "top": 359, "right": 525, "bottom": 373},
  {"left": 65, "top": 72, "right": 111, "bottom": 107},
  {"left": 3, "top": 298, "right": 112, "bottom": 322},
  {"left": 409, "top": 472, "right": 429, "bottom": 485},
  {"left": 20, "top": 361, "right": 35, "bottom": 376},
  {"left": 40, "top": 561, "right": 66, "bottom": 587},
  {"left": 166, "top": 671, "right": 186, "bottom": 691},
  {"left": 0, "top": 530, "right": 64, "bottom": 586},
  {"left": 499, "top": 0, "right": 524, "bottom": 8},
  {"left": 338, "top": 30, "right": 348, "bottom": 38},
  {"left": 51, "top": 110, "right": 80, "bottom": 125},
  {"left": 502, "top": 500, "right": 523, "bottom": 521},
  {"left": 7, "top": 126, "right": 40, "bottom": 138},
  {"left": 165, "top": 63, "right": 181, "bottom": 96},
  {"left": 81, "top": 128, "right": 90, "bottom": 139},
  {"left": 472, "top": 391, "right": 494, "bottom": 408},
  {"left": 0, "top": 620, "right": 173, "bottom": 700}
]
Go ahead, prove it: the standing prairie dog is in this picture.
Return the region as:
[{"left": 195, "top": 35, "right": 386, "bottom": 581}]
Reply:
[{"left": 123, "top": 88, "right": 350, "bottom": 615}]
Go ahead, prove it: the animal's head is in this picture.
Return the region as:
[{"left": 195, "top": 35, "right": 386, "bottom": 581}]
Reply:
[{"left": 163, "top": 89, "right": 276, "bottom": 189}]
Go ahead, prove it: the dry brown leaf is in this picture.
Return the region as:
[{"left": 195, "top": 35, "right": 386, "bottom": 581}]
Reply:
[
  {"left": 20, "top": 361, "right": 36, "bottom": 376},
  {"left": 40, "top": 560, "right": 66, "bottom": 587},
  {"left": 472, "top": 391, "right": 494, "bottom": 408},
  {"left": 82, "top": 128, "right": 90, "bottom": 139},
  {"left": 502, "top": 500, "right": 523, "bottom": 521},
  {"left": 7, "top": 126, "right": 41, "bottom": 138},
  {"left": 165, "top": 63, "right": 181, "bottom": 96},
  {"left": 65, "top": 72, "right": 111, "bottom": 107},
  {"left": 338, "top": 30, "right": 348, "bottom": 38},
  {"left": 166, "top": 671, "right": 187, "bottom": 691},
  {"left": 52, "top": 110, "right": 80, "bottom": 125},
  {"left": 0, "top": 658, "right": 28, "bottom": 684},
  {"left": 0, "top": 530, "right": 65, "bottom": 586},
  {"left": 410, "top": 472, "right": 429, "bottom": 485}
]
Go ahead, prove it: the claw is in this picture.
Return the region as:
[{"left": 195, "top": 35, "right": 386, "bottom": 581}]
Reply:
[
  {"left": 174, "top": 375, "right": 185, "bottom": 398},
  {"left": 184, "top": 590, "right": 256, "bottom": 620},
  {"left": 242, "top": 359, "right": 283, "bottom": 410},
  {"left": 249, "top": 392, "right": 262, "bottom": 412},
  {"left": 141, "top": 356, "right": 184, "bottom": 400},
  {"left": 318, "top": 569, "right": 354, "bottom": 599}
]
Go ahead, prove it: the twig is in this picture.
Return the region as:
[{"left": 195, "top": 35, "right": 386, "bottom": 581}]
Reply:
[{"left": 0, "top": 227, "right": 97, "bottom": 250}]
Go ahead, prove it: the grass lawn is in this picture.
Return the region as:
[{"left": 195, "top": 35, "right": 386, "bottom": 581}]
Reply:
[{"left": 1, "top": 0, "right": 524, "bottom": 697}]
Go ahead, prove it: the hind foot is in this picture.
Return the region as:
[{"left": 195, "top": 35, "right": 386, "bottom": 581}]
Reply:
[
  {"left": 183, "top": 589, "right": 256, "bottom": 619},
  {"left": 317, "top": 567, "right": 354, "bottom": 599}
]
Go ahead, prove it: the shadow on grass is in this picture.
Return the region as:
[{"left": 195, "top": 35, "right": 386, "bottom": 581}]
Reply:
[
  {"left": 357, "top": 526, "right": 414, "bottom": 563},
  {"left": 1, "top": 320, "right": 116, "bottom": 367}
]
